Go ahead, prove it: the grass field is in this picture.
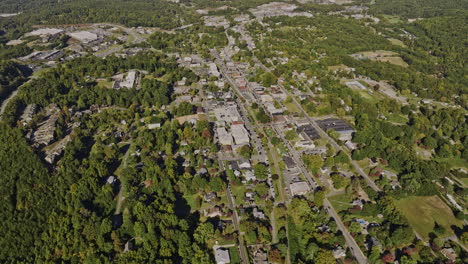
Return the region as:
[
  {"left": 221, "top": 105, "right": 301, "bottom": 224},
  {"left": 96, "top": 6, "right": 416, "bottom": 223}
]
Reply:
[
  {"left": 285, "top": 102, "right": 300, "bottom": 113},
  {"left": 434, "top": 157, "right": 468, "bottom": 169},
  {"left": 396, "top": 196, "right": 463, "bottom": 240},
  {"left": 388, "top": 38, "right": 406, "bottom": 47},
  {"left": 229, "top": 247, "right": 241, "bottom": 264},
  {"left": 382, "top": 15, "right": 404, "bottom": 24},
  {"left": 328, "top": 193, "right": 353, "bottom": 212},
  {"left": 375, "top": 56, "right": 409, "bottom": 67}
]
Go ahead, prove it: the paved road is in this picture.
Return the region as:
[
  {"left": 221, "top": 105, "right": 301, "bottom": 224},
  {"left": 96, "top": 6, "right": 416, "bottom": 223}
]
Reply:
[
  {"left": 219, "top": 160, "right": 248, "bottom": 264},
  {"left": 324, "top": 199, "right": 368, "bottom": 264},
  {"left": 0, "top": 78, "right": 34, "bottom": 120},
  {"left": 115, "top": 142, "right": 131, "bottom": 215},
  {"left": 270, "top": 124, "right": 319, "bottom": 189},
  {"left": 0, "top": 89, "right": 19, "bottom": 120},
  {"left": 215, "top": 49, "right": 369, "bottom": 264}
]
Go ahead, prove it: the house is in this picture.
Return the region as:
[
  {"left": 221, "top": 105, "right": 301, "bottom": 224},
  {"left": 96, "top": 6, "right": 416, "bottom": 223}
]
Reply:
[
  {"left": 253, "top": 248, "right": 268, "bottom": 264},
  {"left": 197, "top": 167, "right": 208, "bottom": 175},
  {"left": 333, "top": 246, "right": 346, "bottom": 259},
  {"left": 345, "top": 140, "right": 358, "bottom": 150},
  {"left": 205, "top": 206, "right": 223, "bottom": 218},
  {"left": 253, "top": 207, "right": 266, "bottom": 219},
  {"left": 204, "top": 192, "right": 217, "bottom": 202},
  {"left": 243, "top": 170, "right": 256, "bottom": 182},
  {"left": 228, "top": 161, "right": 240, "bottom": 171},
  {"left": 238, "top": 159, "right": 252, "bottom": 169},
  {"left": 440, "top": 248, "right": 457, "bottom": 261},
  {"left": 289, "top": 181, "right": 310, "bottom": 196},
  {"left": 354, "top": 218, "right": 370, "bottom": 234},
  {"left": 107, "top": 176, "right": 116, "bottom": 184},
  {"left": 214, "top": 247, "right": 230, "bottom": 264},
  {"left": 245, "top": 192, "right": 255, "bottom": 201},
  {"left": 352, "top": 199, "right": 363, "bottom": 210},
  {"left": 147, "top": 123, "right": 161, "bottom": 129}
]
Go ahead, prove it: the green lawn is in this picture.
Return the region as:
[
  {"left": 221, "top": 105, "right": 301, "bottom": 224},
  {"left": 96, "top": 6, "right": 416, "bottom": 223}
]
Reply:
[
  {"left": 382, "top": 14, "right": 403, "bottom": 24},
  {"left": 285, "top": 102, "right": 300, "bottom": 113},
  {"left": 396, "top": 196, "right": 463, "bottom": 240},
  {"left": 229, "top": 247, "right": 241, "bottom": 264},
  {"left": 434, "top": 157, "right": 468, "bottom": 169},
  {"left": 328, "top": 193, "right": 353, "bottom": 213},
  {"left": 231, "top": 185, "right": 248, "bottom": 206},
  {"left": 183, "top": 193, "right": 201, "bottom": 211},
  {"left": 386, "top": 113, "right": 408, "bottom": 124}
]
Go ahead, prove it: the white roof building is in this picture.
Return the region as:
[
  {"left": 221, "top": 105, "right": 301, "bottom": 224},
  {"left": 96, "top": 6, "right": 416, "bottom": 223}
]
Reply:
[
  {"left": 68, "top": 31, "right": 99, "bottom": 43},
  {"left": 231, "top": 123, "right": 250, "bottom": 145},
  {"left": 260, "top": 94, "right": 274, "bottom": 103},
  {"left": 214, "top": 105, "right": 242, "bottom": 123},
  {"left": 209, "top": 63, "right": 221, "bottom": 78},
  {"left": 290, "top": 181, "right": 310, "bottom": 196},
  {"left": 243, "top": 170, "right": 256, "bottom": 182},
  {"left": 214, "top": 248, "right": 231, "bottom": 264},
  {"left": 217, "top": 127, "right": 233, "bottom": 145},
  {"left": 295, "top": 140, "right": 315, "bottom": 149},
  {"left": 265, "top": 102, "right": 284, "bottom": 115},
  {"left": 120, "top": 71, "right": 137, "bottom": 89}
]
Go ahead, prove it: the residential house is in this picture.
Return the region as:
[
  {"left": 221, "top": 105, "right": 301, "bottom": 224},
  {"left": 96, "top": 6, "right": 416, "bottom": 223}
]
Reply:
[{"left": 214, "top": 247, "right": 230, "bottom": 264}]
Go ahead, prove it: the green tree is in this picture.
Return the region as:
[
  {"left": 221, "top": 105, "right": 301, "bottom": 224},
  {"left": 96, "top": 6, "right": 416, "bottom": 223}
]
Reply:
[{"left": 314, "top": 249, "right": 336, "bottom": 264}]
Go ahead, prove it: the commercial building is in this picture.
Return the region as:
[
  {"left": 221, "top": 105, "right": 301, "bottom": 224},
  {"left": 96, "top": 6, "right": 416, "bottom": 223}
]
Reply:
[
  {"left": 231, "top": 123, "right": 250, "bottom": 145},
  {"left": 290, "top": 181, "right": 310, "bottom": 196},
  {"left": 316, "top": 118, "right": 355, "bottom": 140},
  {"left": 217, "top": 127, "right": 233, "bottom": 145},
  {"left": 297, "top": 124, "right": 320, "bottom": 140},
  {"left": 214, "top": 105, "right": 242, "bottom": 123},
  {"left": 68, "top": 31, "right": 99, "bottom": 43}
]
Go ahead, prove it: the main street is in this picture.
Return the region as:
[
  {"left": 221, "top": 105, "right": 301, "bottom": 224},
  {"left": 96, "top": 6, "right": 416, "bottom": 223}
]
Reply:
[
  {"left": 218, "top": 159, "right": 249, "bottom": 264},
  {"left": 213, "top": 49, "right": 369, "bottom": 264}
]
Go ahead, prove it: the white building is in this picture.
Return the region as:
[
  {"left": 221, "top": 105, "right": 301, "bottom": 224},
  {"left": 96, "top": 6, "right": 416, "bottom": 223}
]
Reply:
[
  {"left": 209, "top": 63, "right": 220, "bottom": 78},
  {"left": 231, "top": 123, "right": 250, "bottom": 145},
  {"left": 68, "top": 31, "right": 99, "bottom": 43},
  {"left": 290, "top": 181, "right": 310, "bottom": 196},
  {"left": 243, "top": 170, "right": 256, "bottom": 182},
  {"left": 214, "top": 106, "right": 242, "bottom": 123},
  {"left": 120, "top": 71, "right": 137, "bottom": 89},
  {"left": 295, "top": 140, "right": 315, "bottom": 149},
  {"left": 217, "top": 127, "right": 233, "bottom": 145}
]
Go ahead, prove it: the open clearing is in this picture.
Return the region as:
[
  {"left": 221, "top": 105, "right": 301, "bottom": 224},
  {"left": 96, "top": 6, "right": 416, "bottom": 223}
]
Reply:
[
  {"left": 285, "top": 101, "right": 300, "bottom": 113},
  {"left": 388, "top": 38, "right": 406, "bottom": 47},
  {"left": 374, "top": 56, "right": 408, "bottom": 67},
  {"left": 396, "top": 196, "right": 463, "bottom": 240}
]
